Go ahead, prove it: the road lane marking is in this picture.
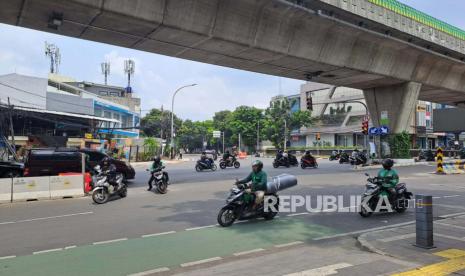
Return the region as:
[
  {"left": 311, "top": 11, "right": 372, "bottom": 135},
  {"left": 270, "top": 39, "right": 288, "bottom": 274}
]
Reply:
[
  {"left": 142, "top": 231, "right": 176, "bottom": 238},
  {"left": 233, "top": 248, "right": 265, "bottom": 256},
  {"left": 274, "top": 241, "right": 304, "bottom": 248},
  {"left": 443, "top": 195, "right": 460, "bottom": 198},
  {"left": 439, "top": 212, "right": 465, "bottom": 218},
  {"left": 284, "top": 263, "right": 353, "bottom": 276},
  {"left": 392, "top": 249, "right": 465, "bottom": 276},
  {"left": 435, "top": 222, "right": 465, "bottom": 230},
  {"left": 287, "top": 212, "right": 309, "bottom": 217},
  {"left": 434, "top": 233, "right": 465, "bottom": 241},
  {"left": 185, "top": 225, "right": 217, "bottom": 231},
  {"left": 33, "top": 248, "right": 62, "bottom": 254},
  {"left": 0, "top": 211, "right": 93, "bottom": 225},
  {"left": 433, "top": 196, "right": 441, "bottom": 199},
  {"left": 64, "top": 245, "right": 76, "bottom": 250},
  {"left": 93, "top": 238, "right": 128, "bottom": 245},
  {"left": 180, "top": 257, "right": 222, "bottom": 267},
  {"left": 0, "top": 255, "right": 16, "bottom": 260},
  {"left": 127, "top": 267, "right": 170, "bottom": 276},
  {"left": 313, "top": 221, "right": 416, "bottom": 240}
]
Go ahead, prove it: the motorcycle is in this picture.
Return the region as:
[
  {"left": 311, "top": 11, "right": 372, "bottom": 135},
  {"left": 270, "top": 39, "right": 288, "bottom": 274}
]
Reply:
[
  {"left": 219, "top": 158, "right": 240, "bottom": 169},
  {"left": 339, "top": 152, "right": 350, "bottom": 164},
  {"left": 195, "top": 159, "right": 217, "bottom": 172},
  {"left": 273, "top": 155, "right": 298, "bottom": 168},
  {"left": 329, "top": 151, "right": 340, "bottom": 161},
  {"left": 147, "top": 166, "right": 169, "bottom": 194},
  {"left": 350, "top": 152, "right": 368, "bottom": 166},
  {"left": 301, "top": 156, "right": 318, "bottom": 169},
  {"left": 91, "top": 165, "right": 127, "bottom": 204},
  {"left": 359, "top": 173, "right": 413, "bottom": 217},
  {"left": 416, "top": 149, "right": 435, "bottom": 162}
]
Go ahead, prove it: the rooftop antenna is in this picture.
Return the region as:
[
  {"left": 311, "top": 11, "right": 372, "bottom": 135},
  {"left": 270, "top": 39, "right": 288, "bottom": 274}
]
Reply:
[
  {"left": 101, "top": 62, "right": 110, "bottom": 85},
  {"left": 44, "top": 42, "right": 61, "bottom": 73},
  {"left": 124, "top": 59, "right": 135, "bottom": 93}
]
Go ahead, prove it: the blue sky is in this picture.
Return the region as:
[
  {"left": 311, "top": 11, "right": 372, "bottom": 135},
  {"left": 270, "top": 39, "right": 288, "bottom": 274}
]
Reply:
[{"left": 0, "top": 0, "right": 463, "bottom": 120}]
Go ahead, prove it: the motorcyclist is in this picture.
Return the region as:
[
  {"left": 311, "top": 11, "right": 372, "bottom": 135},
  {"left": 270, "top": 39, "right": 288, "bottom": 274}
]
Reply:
[
  {"left": 236, "top": 160, "right": 267, "bottom": 209},
  {"left": 378, "top": 158, "right": 399, "bottom": 201},
  {"left": 200, "top": 151, "right": 212, "bottom": 167},
  {"left": 99, "top": 156, "right": 118, "bottom": 189},
  {"left": 222, "top": 150, "right": 233, "bottom": 165},
  {"left": 148, "top": 156, "right": 164, "bottom": 191},
  {"left": 302, "top": 150, "right": 314, "bottom": 161}
]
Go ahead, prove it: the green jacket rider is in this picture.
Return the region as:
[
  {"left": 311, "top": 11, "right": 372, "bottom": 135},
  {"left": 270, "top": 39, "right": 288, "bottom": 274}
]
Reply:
[
  {"left": 377, "top": 158, "right": 399, "bottom": 197},
  {"left": 236, "top": 160, "right": 267, "bottom": 205},
  {"left": 148, "top": 156, "right": 164, "bottom": 191}
]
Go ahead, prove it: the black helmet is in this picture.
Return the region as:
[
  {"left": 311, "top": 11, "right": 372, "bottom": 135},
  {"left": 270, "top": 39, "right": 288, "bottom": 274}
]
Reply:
[
  {"left": 153, "top": 156, "right": 161, "bottom": 162},
  {"left": 305, "top": 150, "right": 311, "bottom": 155},
  {"left": 226, "top": 150, "right": 230, "bottom": 154},
  {"left": 202, "top": 151, "right": 206, "bottom": 155},
  {"left": 382, "top": 159, "right": 394, "bottom": 170},
  {"left": 252, "top": 160, "right": 263, "bottom": 171}
]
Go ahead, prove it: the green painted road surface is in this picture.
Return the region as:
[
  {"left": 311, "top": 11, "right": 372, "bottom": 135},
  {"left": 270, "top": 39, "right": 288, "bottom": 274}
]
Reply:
[{"left": 0, "top": 218, "right": 337, "bottom": 276}]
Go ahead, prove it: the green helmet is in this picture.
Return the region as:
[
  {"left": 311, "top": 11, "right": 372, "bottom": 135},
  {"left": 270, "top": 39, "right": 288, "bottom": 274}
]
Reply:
[{"left": 252, "top": 160, "right": 263, "bottom": 171}]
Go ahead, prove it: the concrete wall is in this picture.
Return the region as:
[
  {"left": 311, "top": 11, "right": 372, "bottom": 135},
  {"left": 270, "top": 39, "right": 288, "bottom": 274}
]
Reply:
[{"left": 0, "top": 73, "right": 47, "bottom": 109}]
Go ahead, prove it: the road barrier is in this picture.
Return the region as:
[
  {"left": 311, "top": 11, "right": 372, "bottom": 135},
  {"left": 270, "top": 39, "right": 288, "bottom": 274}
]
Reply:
[
  {"left": 0, "top": 174, "right": 85, "bottom": 203},
  {"left": 442, "top": 160, "right": 465, "bottom": 174},
  {"left": 436, "top": 147, "right": 444, "bottom": 174},
  {"left": 415, "top": 195, "right": 434, "bottom": 249}
]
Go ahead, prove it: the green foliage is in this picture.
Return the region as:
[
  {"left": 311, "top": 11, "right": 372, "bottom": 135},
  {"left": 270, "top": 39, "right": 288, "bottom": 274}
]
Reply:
[
  {"left": 388, "top": 131, "right": 411, "bottom": 158},
  {"left": 142, "top": 137, "right": 159, "bottom": 161},
  {"left": 228, "top": 106, "right": 264, "bottom": 150},
  {"left": 140, "top": 108, "right": 182, "bottom": 140}
]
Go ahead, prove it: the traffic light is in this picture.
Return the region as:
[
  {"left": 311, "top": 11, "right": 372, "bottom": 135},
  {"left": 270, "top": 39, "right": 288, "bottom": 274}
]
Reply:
[
  {"left": 306, "top": 96, "right": 313, "bottom": 111},
  {"left": 315, "top": 132, "right": 321, "bottom": 141},
  {"left": 362, "top": 120, "right": 369, "bottom": 135}
]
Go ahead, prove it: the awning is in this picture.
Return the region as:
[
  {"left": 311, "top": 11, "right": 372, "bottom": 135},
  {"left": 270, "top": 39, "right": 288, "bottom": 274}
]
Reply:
[{"left": 12, "top": 105, "right": 120, "bottom": 123}]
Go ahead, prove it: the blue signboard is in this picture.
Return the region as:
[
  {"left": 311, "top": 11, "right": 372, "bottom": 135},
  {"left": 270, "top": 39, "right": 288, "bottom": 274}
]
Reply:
[
  {"left": 369, "top": 127, "right": 379, "bottom": 135},
  {"left": 380, "top": 126, "right": 389, "bottom": 135}
]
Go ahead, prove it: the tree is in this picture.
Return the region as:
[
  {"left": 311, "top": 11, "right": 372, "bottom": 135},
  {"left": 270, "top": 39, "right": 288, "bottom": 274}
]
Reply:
[
  {"left": 176, "top": 120, "right": 215, "bottom": 152},
  {"left": 140, "top": 108, "right": 182, "bottom": 140},
  {"left": 228, "top": 106, "right": 264, "bottom": 151},
  {"left": 263, "top": 98, "right": 313, "bottom": 148}
]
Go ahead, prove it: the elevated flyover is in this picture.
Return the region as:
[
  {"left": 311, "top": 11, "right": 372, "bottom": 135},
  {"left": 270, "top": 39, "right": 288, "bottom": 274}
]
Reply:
[{"left": 1, "top": 0, "right": 465, "bottom": 131}]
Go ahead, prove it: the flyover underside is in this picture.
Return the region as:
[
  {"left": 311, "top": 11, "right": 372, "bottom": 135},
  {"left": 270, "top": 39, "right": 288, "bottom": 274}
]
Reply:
[{"left": 0, "top": 0, "right": 465, "bottom": 104}]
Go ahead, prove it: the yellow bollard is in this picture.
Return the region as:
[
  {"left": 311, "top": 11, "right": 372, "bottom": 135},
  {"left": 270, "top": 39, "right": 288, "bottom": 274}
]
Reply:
[{"left": 436, "top": 147, "right": 444, "bottom": 174}]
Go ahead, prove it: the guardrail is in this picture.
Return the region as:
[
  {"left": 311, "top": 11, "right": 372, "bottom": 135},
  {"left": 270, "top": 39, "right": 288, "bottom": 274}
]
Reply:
[{"left": 0, "top": 174, "right": 85, "bottom": 204}]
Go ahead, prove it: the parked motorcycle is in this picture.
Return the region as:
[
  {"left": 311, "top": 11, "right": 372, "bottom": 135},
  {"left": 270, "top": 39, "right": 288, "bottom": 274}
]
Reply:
[
  {"left": 219, "top": 158, "right": 240, "bottom": 169},
  {"left": 195, "top": 159, "right": 217, "bottom": 172},
  {"left": 359, "top": 173, "right": 412, "bottom": 217},
  {"left": 350, "top": 152, "right": 368, "bottom": 166},
  {"left": 416, "top": 149, "right": 435, "bottom": 162},
  {"left": 217, "top": 174, "right": 297, "bottom": 227},
  {"left": 147, "top": 166, "right": 169, "bottom": 194},
  {"left": 91, "top": 165, "right": 127, "bottom": 204},
  {"left": 301, "top": 156, "right": 318, "bottom": 169}
]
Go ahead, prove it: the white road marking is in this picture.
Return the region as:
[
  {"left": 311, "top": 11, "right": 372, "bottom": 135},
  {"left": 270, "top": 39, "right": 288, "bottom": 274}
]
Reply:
[
  {"left": 0, "top": 255, "right": 16, "bottom": 260},
  {"left": 33, "top": 248, "right": 63, "bottom": 254},
  {"left": 284, "top": 263, "right": 353, "bottom": 276},
  {"left": 185, "top": 225, "right": 217, "bottom": 231},
  {"left": 439, "top": 212, "right": 465, "bottom": 219},
  {"left": 435, "top": 222, "right": 465, "bottom": 230},
  {"left": 274, "top": 241, "right": 304, "bottom": 248},
  {"left": 434, "top": 233, "right": 465, "bottom": 241},
  {"left": 313, "top": 221, "right": 416, "bottom": 240},
  {"left": 433, "top": 196, "right": 441, "bottom": 199},
  {"left": 378, "top": 233, "right": 416, "bottom": 242},
  {"left": 0, "top": 211, "right": 93, "bottom": 225},
  {"left": 93, "top": 238, "right": 128, "bottom": 245},
  {"left": 64, "top": 245, "right": 76, "bottom": 250},
  {"left": 127, "top": 267, "right": 170, "bottom": 276},
  {"left": 287, "top": 212, "right": 309, "bottom": 217},
  {"left": 142, "top": 231, "right": 176, "bottom": 238},
  {"left": 233, "top": 248, "right": 265, "bottom": 256},
  {"left": 180, "top": 257, "right": 222, "bottom": 267},
  {"left": 443, "top": 195, "right": 461, "bottom": 198}
]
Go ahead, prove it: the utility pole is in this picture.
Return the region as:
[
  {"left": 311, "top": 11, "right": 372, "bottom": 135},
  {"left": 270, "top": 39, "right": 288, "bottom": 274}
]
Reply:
[
  {"left": 222, "top": 131, "right": 225, "bottom": 154},
  {"left": 7, "top": 97, "right": 16, "bottom": 156},
  {"left": 284, "top": 119, "right": 287, "bottom": 151},
  {"left": 101, "top": 62, "right": 110, "bottom": 85},
  {"left": 256, "top": 119, "right": 260, "bottom": 152}
]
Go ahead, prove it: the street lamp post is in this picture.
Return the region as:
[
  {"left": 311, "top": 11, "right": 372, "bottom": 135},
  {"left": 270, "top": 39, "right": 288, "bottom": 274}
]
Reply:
[{"left": 170, "top": 83, "right": 197, "bottom": 159}]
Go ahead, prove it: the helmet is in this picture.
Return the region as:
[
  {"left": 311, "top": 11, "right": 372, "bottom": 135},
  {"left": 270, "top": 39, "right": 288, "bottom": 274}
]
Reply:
[
  {"left": 382, "top": 159, "right": 394, "bottom": 170},
  {"left": 252, "top": 160, "right": 263, "bottom": 171},
  {"left": 101, "top": 156, "right": 111, "bottom": 167},
  {"left": 153, "top": 156, "right": 161, "bottom": 162},
  {"left": 202, "top": 151, "right": 206, "bottom": 155},
  {"left": 226, "top": 150, "right": 230, "bottom": 154},
  {"left": 305, "top": 150, "right": 310, "bottom": 155}
]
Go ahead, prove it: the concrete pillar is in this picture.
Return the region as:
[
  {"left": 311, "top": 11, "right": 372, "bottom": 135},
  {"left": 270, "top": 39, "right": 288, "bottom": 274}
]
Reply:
[{"left": 363, "top": 82, "right": 421, "bottom": 133}]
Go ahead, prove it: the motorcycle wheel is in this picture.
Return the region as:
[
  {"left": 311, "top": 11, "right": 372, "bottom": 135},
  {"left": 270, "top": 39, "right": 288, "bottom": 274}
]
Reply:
[
  {"left": 395, "top": 195, "right": 407, "bottom": 213},
  {"left": 234, "top": 161, "right": 240, "bottom": 169},
  {"left": 211, "top": 164, "right": 217, "bottom": 171},
  {"left": 314, "top": 162, "right": 318, "bottom": 168},
  {"left": 119, "top": 187, "right": 127, "bottom": 198},
  {"left": 217, "top": 206, "right": 236, "bottom": 227},
  {"left": 286, "top": 163, "right": 290, "bottom": 168},
  {"left": 92, "top": 189, "right": 109, "bottom": 204},
  {"left": 157, "top": 181, "right": 168, "bottom": 194},
  {"left": 300, "top": 163, "right": 306, "bottom": 169},
  {"left": 219, "top": 162, "right": 226, "bottom": 169},
  {"left": 263, "top": 196, "right": 279, "bottom": 220},
  {"left": 195, "top": 165, "right": 202, "bottom": 172},
  {"left": 359, "top": 205, "right": 373, "bottom": 217},
  {"left": 272, "top": 162, "right": 279, "bottom": 168}
]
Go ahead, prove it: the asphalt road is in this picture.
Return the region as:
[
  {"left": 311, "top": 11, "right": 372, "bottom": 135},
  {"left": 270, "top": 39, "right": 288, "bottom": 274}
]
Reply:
[{"left": 1, "top": 158, "right": 464, "bottom": 275}]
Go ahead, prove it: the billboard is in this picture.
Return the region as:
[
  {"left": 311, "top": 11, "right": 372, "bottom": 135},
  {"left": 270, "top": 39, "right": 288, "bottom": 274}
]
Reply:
[{"left": 433, "top": 108, "right": 465, "bottom": 133}]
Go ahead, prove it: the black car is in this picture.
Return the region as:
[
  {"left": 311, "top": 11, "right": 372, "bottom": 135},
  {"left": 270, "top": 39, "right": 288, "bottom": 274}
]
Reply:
[
  {"left": 79, "top": 149, "right": 135, "bottom": 181},
  {"left": 0, "top": 161, "right": 24, "bottom": 178}
]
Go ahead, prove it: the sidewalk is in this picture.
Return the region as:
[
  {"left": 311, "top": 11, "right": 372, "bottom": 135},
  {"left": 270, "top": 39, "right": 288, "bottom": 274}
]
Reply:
[{"left": 358, "top": 214, "right": 465, "bottom": 275}]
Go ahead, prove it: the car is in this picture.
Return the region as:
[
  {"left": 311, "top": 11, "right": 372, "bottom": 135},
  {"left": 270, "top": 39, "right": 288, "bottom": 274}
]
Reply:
[
  {"left": 0, "top": 160, "right": 24, "bottom": 178},
  {"left": 79, "top": 149, "right": 135, "bottom": 182}
]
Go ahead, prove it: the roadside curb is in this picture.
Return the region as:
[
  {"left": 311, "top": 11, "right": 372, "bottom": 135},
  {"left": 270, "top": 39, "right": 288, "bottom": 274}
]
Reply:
[{"left": 352, "top": 161, "right": 432, "bottom": 170}]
